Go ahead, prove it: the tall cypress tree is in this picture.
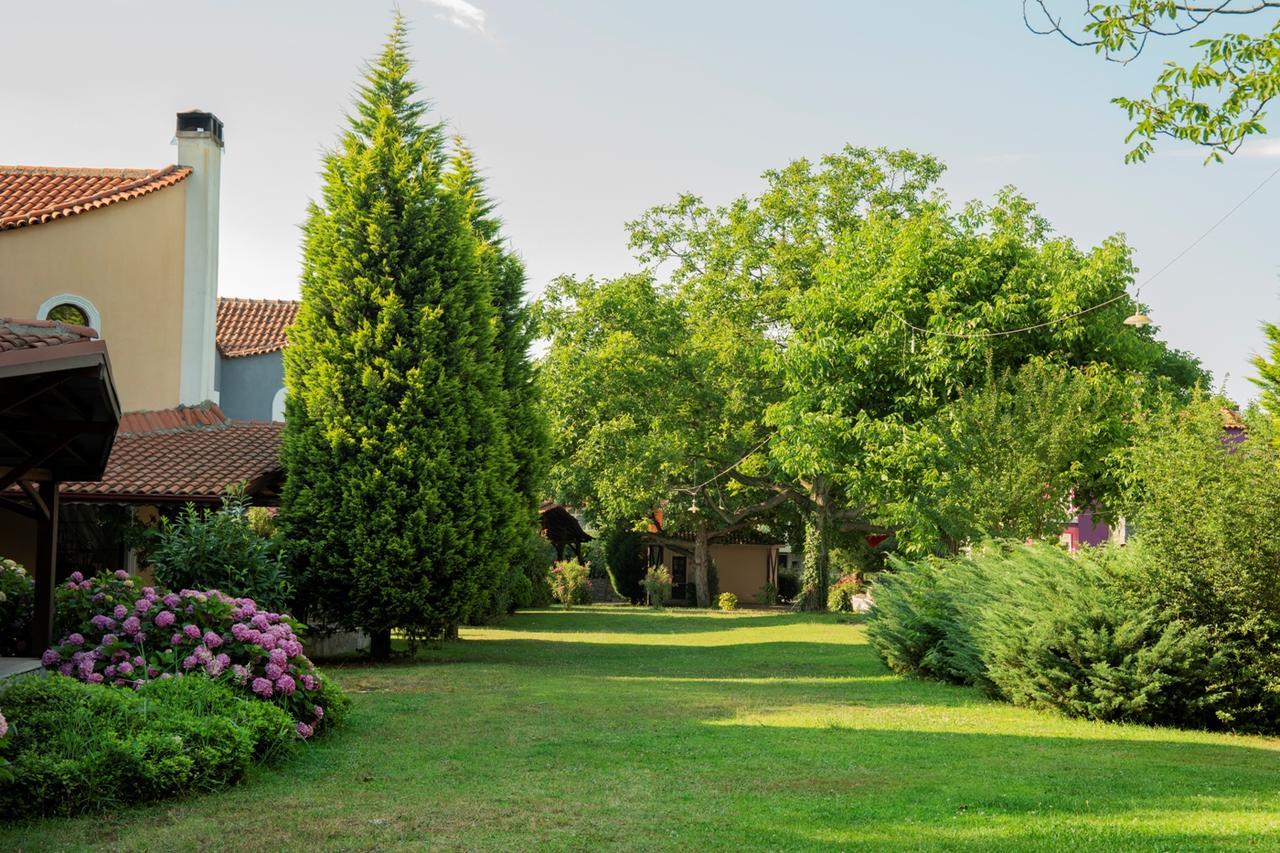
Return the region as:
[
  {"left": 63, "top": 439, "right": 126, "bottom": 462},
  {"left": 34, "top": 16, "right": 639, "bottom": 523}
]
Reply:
[
  {"left": 444, "top": 142, "right": 549, "bottom": 618},
  {"left": 281, "top": 16, "right": 515, "bottom": 656}
]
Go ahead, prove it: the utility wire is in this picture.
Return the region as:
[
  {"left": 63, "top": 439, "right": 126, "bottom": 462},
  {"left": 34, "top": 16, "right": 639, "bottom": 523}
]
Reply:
[{"left": 892, "top": 162, "right": 1280, "bottom": 340}]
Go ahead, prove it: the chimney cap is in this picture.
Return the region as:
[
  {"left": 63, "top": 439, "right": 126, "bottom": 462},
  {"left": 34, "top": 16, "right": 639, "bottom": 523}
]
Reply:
[{"left": 176, "top": 110, "right": 224, "bottom": 149}]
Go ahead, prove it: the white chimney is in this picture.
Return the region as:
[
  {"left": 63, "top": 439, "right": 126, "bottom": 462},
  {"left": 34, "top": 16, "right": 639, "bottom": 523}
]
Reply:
[{"left": 175, "top": 110, "right": 223, "bottom": 405}]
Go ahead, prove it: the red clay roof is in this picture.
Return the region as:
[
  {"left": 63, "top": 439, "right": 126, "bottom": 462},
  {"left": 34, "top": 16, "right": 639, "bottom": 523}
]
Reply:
[
  {"left": 216, "top": 298, "right": 299, "bottom": 358},
  {"left": 61, "top": 403, "right": 282, "bottom": 502},
  {"left": 0, "top": 165, "right": 191, "bottom": 231},
  {"left": 0, "top": 317, "right": 98, "bottom": 351}
]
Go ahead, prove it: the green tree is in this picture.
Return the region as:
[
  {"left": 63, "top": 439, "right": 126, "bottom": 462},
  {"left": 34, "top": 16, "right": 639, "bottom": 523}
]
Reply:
[
  {"left": 1026, "top": 1, "right": 1280, "bottom": 161},
  {"left": 537, "top": 274, "right": 791, "bottom": 606},
  {"left": 906, "top": 360, "right": 1152, "bottom": 549},
  {"left": 1250, "top": 321, "right": 1280, "bottom": 444},
  {"left": 623, "top": 147, "right": 1202, "bottom": 607},
  {"left": 281, "top": 17, "right": 518, "bottom": 657},
  {"left": 444, "top": 141, "right": 550, "bottom": 620}
]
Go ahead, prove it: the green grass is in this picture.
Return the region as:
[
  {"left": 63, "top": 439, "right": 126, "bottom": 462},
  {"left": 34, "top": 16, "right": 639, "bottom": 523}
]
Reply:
[{"left": 6, "top": 607, "right": 1280, "bottom": 850}]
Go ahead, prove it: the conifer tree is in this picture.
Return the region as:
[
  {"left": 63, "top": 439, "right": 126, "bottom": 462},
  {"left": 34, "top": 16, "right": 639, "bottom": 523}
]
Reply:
[
  {"left": 281, "top": 16, "right": 516, "bottom": 656},
  {"left": 444, "top": 143, "right": 549, "bottom": 618}
]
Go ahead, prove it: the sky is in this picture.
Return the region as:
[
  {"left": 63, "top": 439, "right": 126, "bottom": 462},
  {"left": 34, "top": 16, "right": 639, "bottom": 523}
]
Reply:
[{"left": 3, "top": 0, "right": 1278, "bottom": 402}]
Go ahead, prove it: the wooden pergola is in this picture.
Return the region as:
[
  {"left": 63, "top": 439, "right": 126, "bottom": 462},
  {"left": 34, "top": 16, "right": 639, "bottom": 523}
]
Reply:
[
  {"left": 0, "top": 321, "right": 119, "bottom": 652},
  {"left": 539, "top": 501, "right": 592, "bottom": 562}
]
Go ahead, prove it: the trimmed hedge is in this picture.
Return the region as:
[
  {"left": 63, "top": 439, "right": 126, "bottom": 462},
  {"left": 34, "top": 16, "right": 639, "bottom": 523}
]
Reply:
[
  {"left": 870, "top": 543, "right": 1230, "bottom": 729},
  {"left": 0, "top": 675, "right": 298, "bottom": 818}
]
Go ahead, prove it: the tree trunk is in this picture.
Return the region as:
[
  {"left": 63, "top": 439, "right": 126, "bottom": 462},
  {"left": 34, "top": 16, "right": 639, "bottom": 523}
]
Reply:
[
  {"left": 369, "top": 628, "right": 393, "bottom": 661},
  {"left": 693, "top": 528, "right": 711, "bottom": 608},
  {"left": 802, "top": 487, "right": 831, "bottom": 611}
]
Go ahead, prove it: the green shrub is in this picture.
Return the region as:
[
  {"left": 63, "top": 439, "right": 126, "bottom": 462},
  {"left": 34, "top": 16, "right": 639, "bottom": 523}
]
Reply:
[
  {"left": 869, "top": 543, "right": 1232, "bottom": 728},
  {"left": 0, "top": 558, "right": 34, "bottom": 656},
  {"left": 756, "top": 582, "right": 779, "bottom": 606},
  {"left": 1120, "top": 400, "right": 1280, "bottom": 730},
  {"left": 510, "top": 572, "right": 535, "bottom": 610},
  {"left": 0, "top": 674, "right": 299, "bottom": 818},
  {"left": 547, "top": 559, "right": 589, "bottom": 609},
  {"left": 144, "top": 489, "right": 292, "bottom": 611},
  {"left": 827, "top": 573, "right": 865, "bottom": 613},
  {"left": 717, "top": 592, "right": 738, "bottom": 611},
  {"left": 642, "top": 565, "right": 672, "bottom": 609},
  {"left": 604, "top": 526, "right": 646, "bottom": 604}
]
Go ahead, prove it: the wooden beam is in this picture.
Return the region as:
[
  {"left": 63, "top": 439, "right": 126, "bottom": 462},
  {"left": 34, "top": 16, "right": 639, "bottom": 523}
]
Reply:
[
  {"left": 17, "top": 479, "right": 50, "bottom": 521},
  {"left": 29, "top": 478, "right": 59, "bottom": 654},
  {"left": 0, "top": 433, "right": 77, "bottom": 491},
  {"left": 0, "top": 495, "right": 39, "bottom": 520}
]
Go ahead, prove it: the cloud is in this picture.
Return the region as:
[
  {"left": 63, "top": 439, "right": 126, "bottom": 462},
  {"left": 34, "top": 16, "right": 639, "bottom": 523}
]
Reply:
[
  {"left": 1241, "top": 138, "right": 1280, "bottom": 159},
  {"left": 420, "top": 0, "right": 488, "bottom": 35}
]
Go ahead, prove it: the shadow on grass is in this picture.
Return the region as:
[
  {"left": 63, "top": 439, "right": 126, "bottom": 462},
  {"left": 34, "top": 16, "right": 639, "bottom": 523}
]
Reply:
[{"left": 480, "top": 607, "right": 846, "bottom": 635}]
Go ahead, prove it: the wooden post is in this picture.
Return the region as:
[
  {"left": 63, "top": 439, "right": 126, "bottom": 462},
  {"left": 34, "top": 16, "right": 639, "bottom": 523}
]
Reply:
[{"left": 29, "top": 478, "right": 59, "bottom": 655}]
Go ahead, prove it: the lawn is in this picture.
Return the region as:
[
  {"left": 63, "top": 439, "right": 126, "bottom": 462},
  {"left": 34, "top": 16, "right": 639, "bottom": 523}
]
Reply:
[{"left": 7, "top": 607, "right": 1280, "bottom": 851}]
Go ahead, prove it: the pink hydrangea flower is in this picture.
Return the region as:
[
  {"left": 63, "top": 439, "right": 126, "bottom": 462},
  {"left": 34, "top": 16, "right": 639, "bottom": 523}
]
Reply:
[
  {"left": 101, "top": 633, "right": 118, "bottom": 646},
  {"left": 92, "top": 592, "right": 106, "bottom": 604},
  {"left": 122, "top": 616, "right": 142, "bottom": 636},
  {"left": 268, "top": 648, "right": 288, "bottom": 668},
  {"left": 114, "top": 570, "right": 128, "bottom": 580},
  {"left": 117, "top": 661, "right": 133, "bottom": 675},
  {"left": 67, "top": 633, "right": 85, "bottom": 646},
  {"left": 202, "top": 630, "right": 223, "bottom": 649},
  {"left": 90, "top": 614, "right": 114, "bottom": 630},
  {"left": 275, "top": 674, "right": 296, "bottom": 695},
  {"left": 155, "top": 610, "right": 176, "bottom": 628},
  {"left": 0, "top": 711, "right": 7, "bottom": 739},
  {"left": 182, "top": 655, "right": 198, "bottom": 671},
  {"left": 301, "top": 674, "right": 318, "bottom": 691},
  {"left": 163, "top": 593, "right": 181, "bottom": 609},
  {"left": 265, "top": 663, "right": 284, "bottom": 680},
  {"left": 171, "top": 632, "right": 184, "bottom": 646},
  {"left": 41, "top": 649, "right": 60, "bottom": 666},
  {"left": 134, "top": 598, "right": 152, "bottom": 613},
  {"left": 296, "top": 722, "right": 314, "bottom": 739},
  {"left": 59, "top": 663, "right": 75, "bottom": 676},
  {"left": 69, "top": 571, "right": 84, "bottom": 583},
  {"left": 314, "top": 705, "right": 324, "bottom": 719},
  {"left": 182, "top": 623, "right": 201, "bottom": 640},
  {"left": 86, "top": 672, "right": 104, "bottom": 684},
  {"left": 113, "top": 604, "right": 128, "bottom": 620},
  {"left": 251, "top": 677, "right": 274, "bottom": 698}
]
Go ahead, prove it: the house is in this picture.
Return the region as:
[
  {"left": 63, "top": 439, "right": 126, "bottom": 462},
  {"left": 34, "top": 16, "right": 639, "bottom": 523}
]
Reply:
[
  {"left": 0, "top": 111, "right": 287, "bottom": 582},
  {"left": 644, "top": 528, "right": 782, "bottom": 604},
  {"left": 216, "top": 297, "right": 297, "bottom": 421}
]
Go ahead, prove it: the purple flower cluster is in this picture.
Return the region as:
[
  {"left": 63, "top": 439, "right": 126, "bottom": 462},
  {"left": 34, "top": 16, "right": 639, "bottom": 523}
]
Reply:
[
  {"left": 0, "top": 709, "right": 8, "bottom": 739},
  {"left": 43, "top": 571, "right": 333, "bottom": 737}
]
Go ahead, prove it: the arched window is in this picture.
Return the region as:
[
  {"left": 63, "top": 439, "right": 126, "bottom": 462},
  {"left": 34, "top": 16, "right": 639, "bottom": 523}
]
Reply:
[
  {"left": 37, "top": 294, "right": 102, "bottom": 335},
  {"left": 271, "top": 388, "right": 286, "bottom": 422}
]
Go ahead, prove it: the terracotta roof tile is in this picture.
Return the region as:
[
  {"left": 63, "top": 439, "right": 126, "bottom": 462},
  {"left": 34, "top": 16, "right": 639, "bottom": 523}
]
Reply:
[
  {"left": 0, "top": 165, "right": 190, "bottom": 231},
  {"left": 61, "top": 403, "right": 282, "bottom": 502},
  {"left": 216, "top": 298, "right": 299, "bottom": 358},
  {"left": 0, "top": 317, "right": 98, "bottom": 351}
]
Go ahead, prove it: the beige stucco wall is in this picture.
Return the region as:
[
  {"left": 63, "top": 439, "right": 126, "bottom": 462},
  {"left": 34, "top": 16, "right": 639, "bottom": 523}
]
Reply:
[
  {"left": 710, "top": 544, "right": 778, "bottom": 602},
  {"left": 0, "top": 186, "right": 188, "bottom": 411},
  {"left": 657, "top": 542, "right": 779, "bottom": 603}
]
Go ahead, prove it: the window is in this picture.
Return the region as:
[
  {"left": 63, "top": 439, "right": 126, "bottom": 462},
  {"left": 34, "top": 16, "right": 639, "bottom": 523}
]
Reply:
[
  {"left": 271, "top": 388, "right": 286, "bottom": 422},
  {"left": 670, "top": 555, "right": 687, "bottom": 586},
  {"left": 46, "top": 303, "right": 89, "bottom": 326},
  {"left": 37, "top": 293, "right": 101, "bottom": 335}
]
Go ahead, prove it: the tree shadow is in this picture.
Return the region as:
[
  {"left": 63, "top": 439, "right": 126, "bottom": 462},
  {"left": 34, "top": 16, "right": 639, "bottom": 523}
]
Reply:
[{"left": 486, "top": 607, "right": 847, "bottom": 635}]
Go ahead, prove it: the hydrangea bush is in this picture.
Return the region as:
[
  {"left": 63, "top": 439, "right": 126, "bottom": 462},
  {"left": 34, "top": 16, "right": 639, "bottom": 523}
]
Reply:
[
  {"left": 43, "top": 570, "right": 344, "bottom": 738},
  {"left": 0, "top": 558, "right": 34, "bottom": 656}
]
